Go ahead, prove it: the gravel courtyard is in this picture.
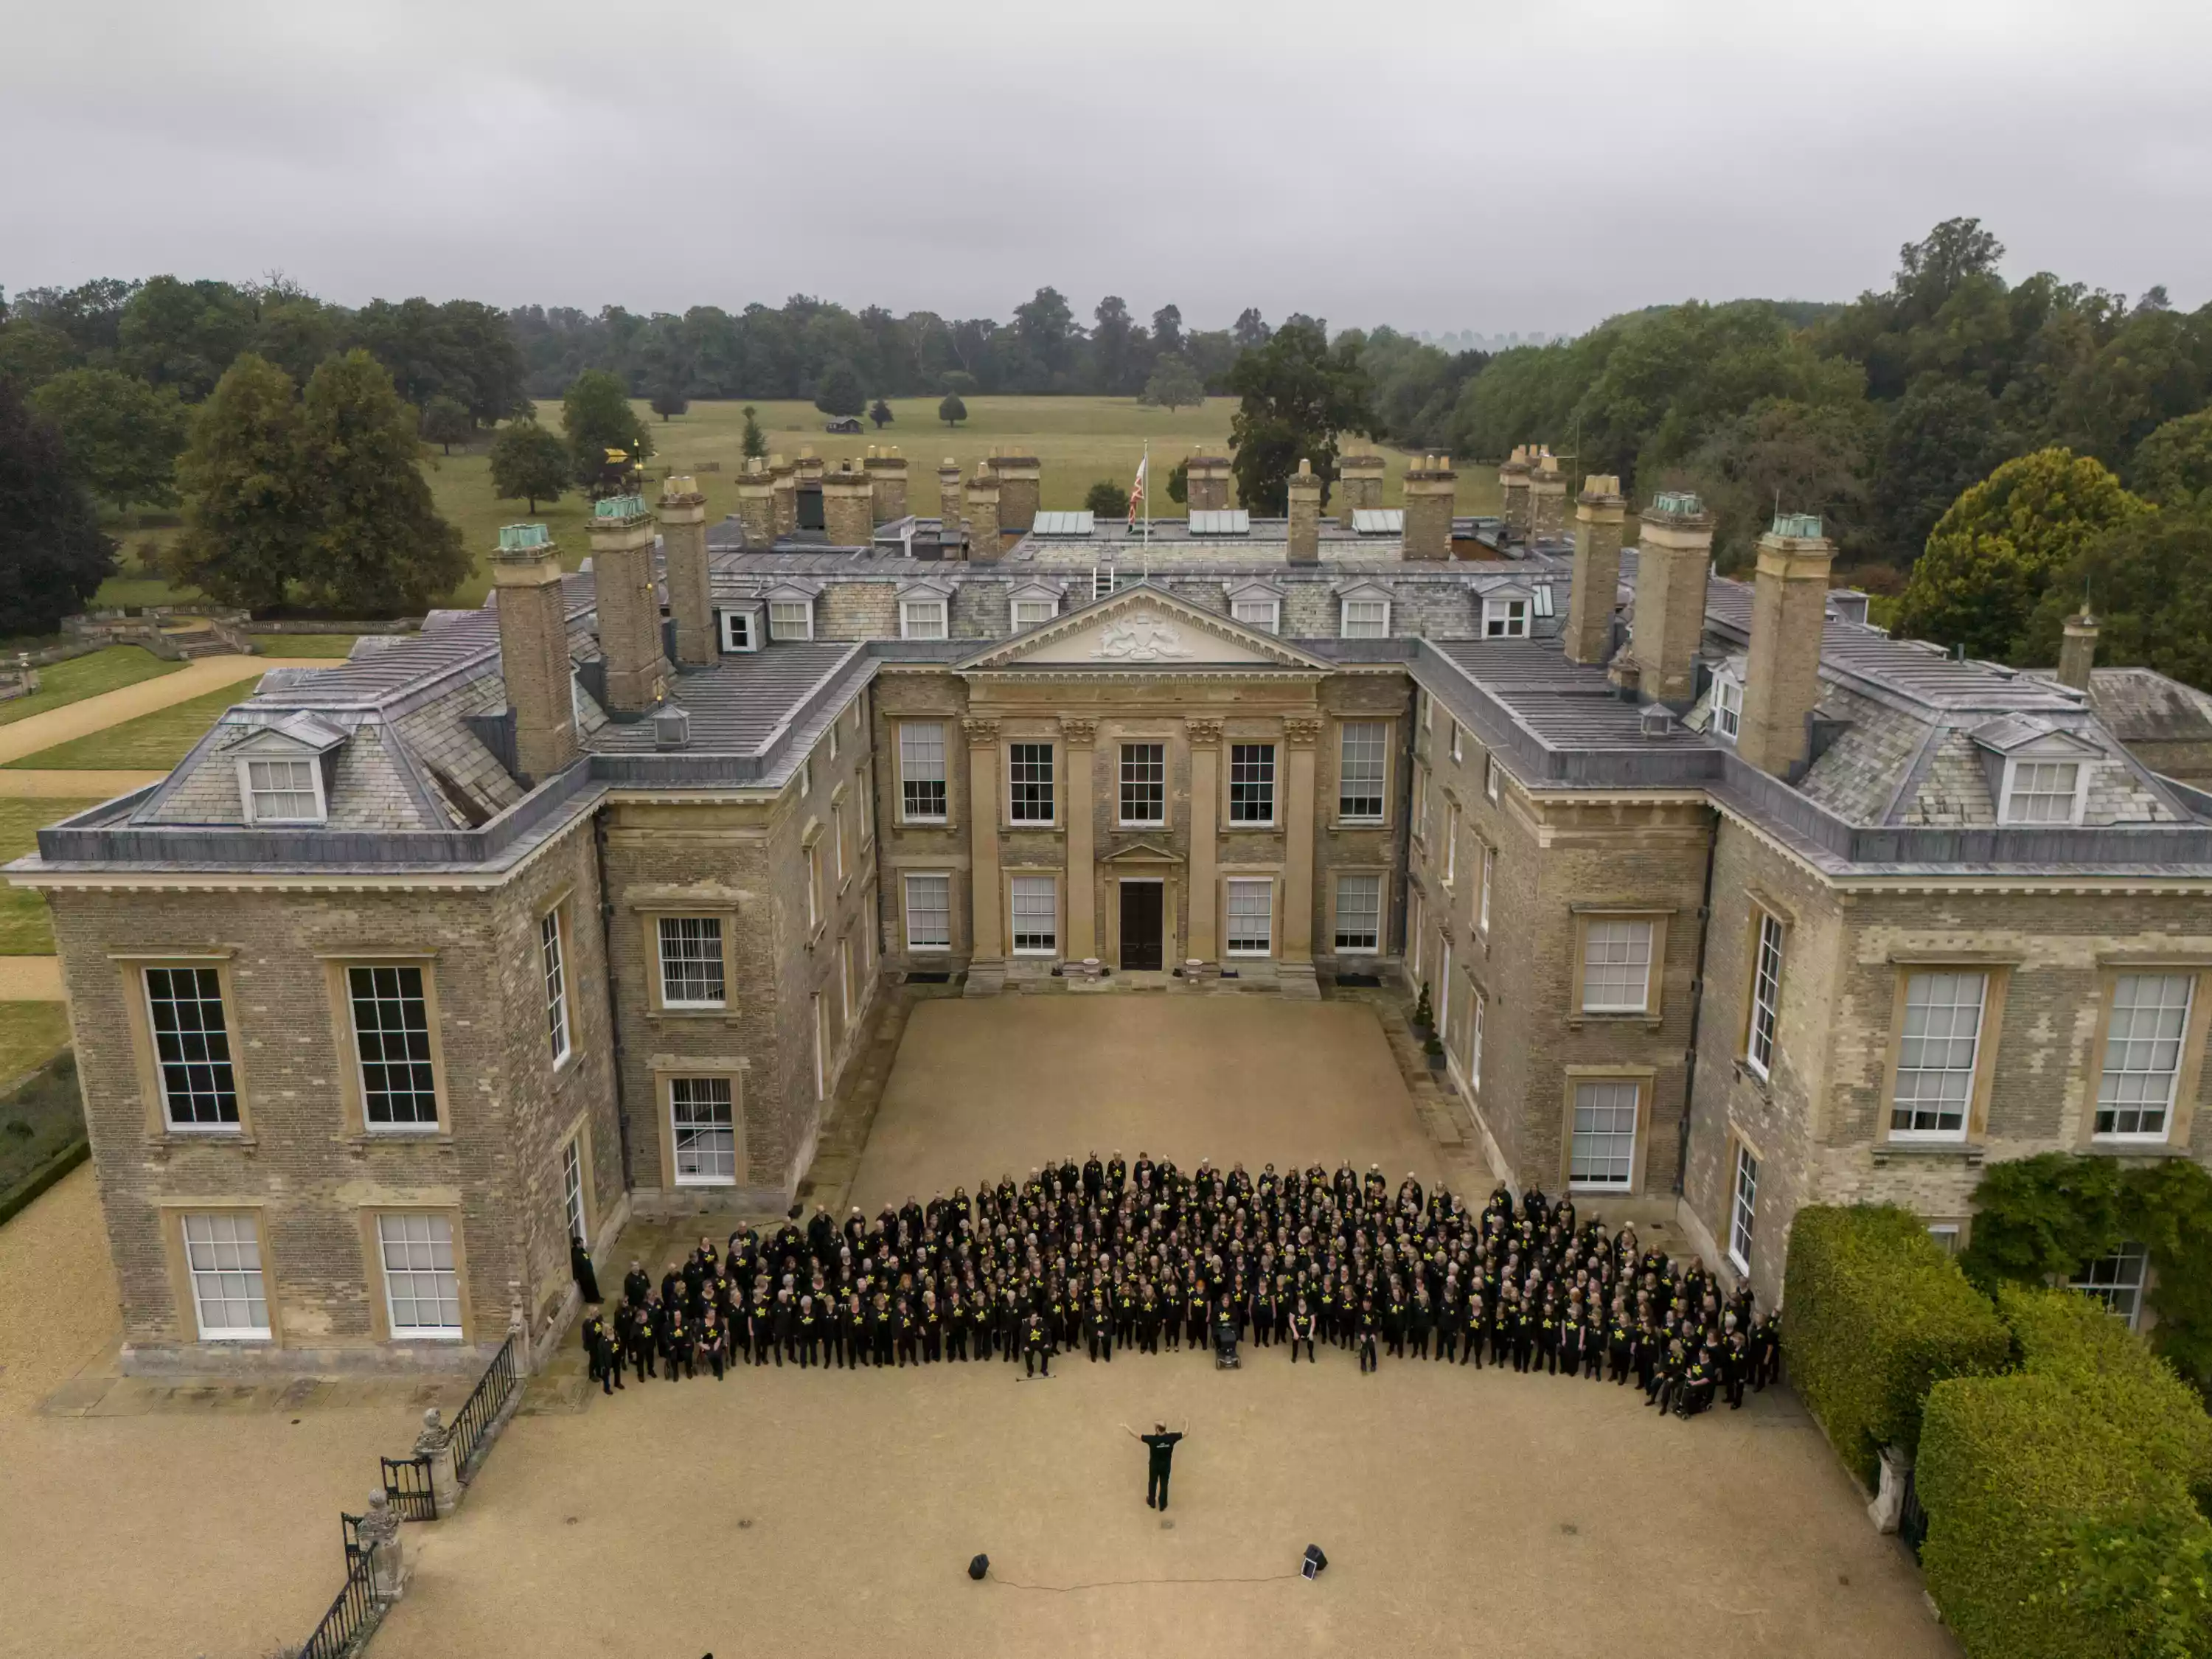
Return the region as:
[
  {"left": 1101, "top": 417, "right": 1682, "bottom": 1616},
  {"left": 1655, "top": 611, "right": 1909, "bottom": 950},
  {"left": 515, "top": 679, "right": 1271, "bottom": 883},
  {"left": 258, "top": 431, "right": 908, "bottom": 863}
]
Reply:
[{"left": 373, "top": 997, "right": 1954, "bottom": 1659}]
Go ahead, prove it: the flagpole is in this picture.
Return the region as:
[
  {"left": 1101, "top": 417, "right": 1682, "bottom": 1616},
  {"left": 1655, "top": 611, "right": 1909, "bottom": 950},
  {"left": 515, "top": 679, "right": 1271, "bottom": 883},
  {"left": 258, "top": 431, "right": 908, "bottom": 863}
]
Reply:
[{"left": 1142, "top": 438, "right": 1150, "bottom": 580}]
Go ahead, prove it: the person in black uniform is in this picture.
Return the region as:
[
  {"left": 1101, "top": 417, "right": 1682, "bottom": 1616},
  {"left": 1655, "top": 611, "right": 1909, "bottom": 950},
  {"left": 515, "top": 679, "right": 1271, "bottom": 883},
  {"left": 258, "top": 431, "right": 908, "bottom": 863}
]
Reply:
[
  {"left": 1127, "top": 1422, "right": 1186, "bottom": 1511},
  {"left": 631, "top": 1296, "right": 659, "bottom": 1380},
  {"left": 622, "top": 1259, "right": 650, "bottom": 1309},
  {"left": 584, "top": 1310, "right": 619, "bottom": 1394},
  {"left": 1356, "top": 1298, "right": 1380, "bottom": 1375},
  {"left": 698, "top": 1308, "right": 728, "bottom": 1380},
  {"left": 1023, "top": 1311, "right": 1051, "bottom": 1378},
  {"left": 1288, "top": 1298, "right": 1316, "bottom": 1363}
]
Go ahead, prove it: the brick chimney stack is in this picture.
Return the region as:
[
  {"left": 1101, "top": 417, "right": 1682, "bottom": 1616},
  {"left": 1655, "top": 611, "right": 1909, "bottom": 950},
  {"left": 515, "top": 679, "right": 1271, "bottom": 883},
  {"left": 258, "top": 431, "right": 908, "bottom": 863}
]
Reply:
[
  {"left": 1617, "top": 490, "right": 1713, "bottom": 708},
  {"left": 822, "top": 458, "right": 875, "bottom": 546},
  {"left": 2059, "top": 610, "right": 2101, "bottom": 692},
  {"left": 991, "top": 450, "right": 1041, "bottom": 533},
  {"left": 1186, "top": 454, "right": 1232, "bottom": 512},
  {"left": 965, "top": 465, "right": 1003, "bottom": 563},
  {"left": 1498, "top": 447, "right": 1533, "bottom": 539},
  {"left": 1336, "top": 452, "right": 1385, "bottom": 528},
  {"left": 1401, "top": 455, "right": 1455, "bottom": 561},
  {"left": 589, "top": 493, "right": 670, "bottom": 716},
  {"left": 865, "top": 445, "right": 909, "bottom": 522},
  {"left": 658, "top": 475, "right": 714, "bottom": 668},
  {"left": 735, "top": 456, "right": 776, "bottom": 546},
  {"left": 1738, "top": 513, "right": 1837, "bottom": 777},
  {"left": 1284, "top": 459, "right": 1322, "bottom": 564},
  {"left": 937, "top": 457, "right": 963, "bottom": 542},
  {"left": 492, "top": 524, "right": 579, "bottom": 785},
  {"left": 1529, "top": 452, "right": 1568, "bottom": 541},
  {"left": 770, "top": 453, "right": 797, "bottom": 537},
  {"left": 793, "top": 448, "right": 824, "bottom": 487},
  {"left": 1565, "top": 474, "right": 1626, "bottom": 666}
]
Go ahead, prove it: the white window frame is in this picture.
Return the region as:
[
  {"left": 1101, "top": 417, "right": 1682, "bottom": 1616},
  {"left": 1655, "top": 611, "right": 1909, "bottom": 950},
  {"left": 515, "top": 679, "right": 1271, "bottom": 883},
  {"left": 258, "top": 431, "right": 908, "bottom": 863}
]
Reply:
[
  {"left": 1231, "top": 597, "right": 1281, "bottom": 634},
  {"left": 670, "top": 1077, "right": 737, "bottom": 1186},
  {"left": 1469, "top": 990, "right": 1484, "bottom": 1091},
  {"left": 1011, "top": 597, "right": 1058, "bottom": 630},
  {"left": 1340, "top": 597, "right": 1390, "bottom": 639},
  {"left": 377, "top": 1212, "right": 463, "bottom": 1340},
  {"left": 237, "top": 755, "right": 326, "bottom": 825},
  {"left": 1225, "top": 877, "right": 1274, "bottom": 958},
  {"left": 182, "top": 1211, "right": 270, "bottom": 1341},
  {"left": 811, "top": 992, "right": 826, "bottom": 1102},
  {"left": 540, "top": 907, "right": 571, "bottom": 1068},
  {"left": 1728, "top": 1141, "right": 1759, "bottom": 1276},
  {"left": 1337, "top": 723, "right": 1387, "bottom": 823},
  {"left": 1421, "top": 689, "right": 1433, "bottom": 731},
  {"left": 1007, "top": 742, "right": 1055, "bottom": 826},
  {"left": 900, "top": 597, "right": 948, "bottom": 640},
  {"left": 1484, "top": 754, "right": 1500, "bottom": 804},
  {"left": 768, "top": 599, "right": 814, "bottom": 641},
  {"left": 1119, "top": 741, "right": 1166, "bottom": 827},
  {"left": 2072, "top": 1242, "right": 2149, "bottom": 1329},
  {"left": 1746, "top": 911, "right": 1784, "bottom": 1079},
  {"left": 1927, "top": 1223, "right": 1962, "bottom": 1256},
  {"left": 832, "top": 802, "right": 846, "bottom": 884},
  {"left": 144, "top": 965, "right": 240, "bottom": 1132},
  {"left": 1714, "top": 674, "right": 1742, "bottom": 741},
  {"left": 1228, "top": 743, "right": 1276, "bottom": 826},
  {"left": 1333, "top": 872, "right": 1382, "bottom": 953},
  {"left": 349, "top": 964, "right": 439, "bottom": 1133},
  {"left": 1409, "top": 889, "right": 1425, "bottom": 977},
  {"left": 1010, "top": 875, "right": 1058, "bottom": 956},
  {"left": 805, "top": 839, "right": 823, "bottom": 931},
  {"left": 1580, "top": 919, "right": 1653, "bottom": 1015},
  {"left": 899, "top": 722, "right": 948, "bottom": 824},
  {"left": 1890, "top": 970, "right": 1987, "bottom": 1141},
  {"left": 1438, "top": 941, "right": 1453, "bottom": 1045},
  {"left": 1443, "top": 803, "right": 1458, "bottom": 887},
  {"left": 1478, "top": 844, "right": 1494, "bottom": 933},
  {"left": 2096, "top": 973, "right": 2192, "bottom": 1141},
  {"left": 904, "top": 872, "right": 952, "bottom": 952},
  {"left": 562, "top": 1135, "right": 586, "bottom": 1244},
  {"left": 839, "top": 935, "right": 855, "bottom": 1026},
  {"left": 657, "top": 916, "right": 727, "bottom": 1010},
  {"left": 1412, "top": 764, "right": 1428, "bottom": 843},
  {"left": 1999, "top": 757, "right": 2088, "bottom": 826},
  {"left": 719, "top": 609, "right": 759, "bottom": 653},
  {"left": 1481, "top": 596, "right": 1529, "bottom": 639},
  {"left": 1450, "top": 720, "right": 1462, "bottom": 763},
  {"left": 1569, "top": 1079, "right": 1640, "bottom": 1192}
]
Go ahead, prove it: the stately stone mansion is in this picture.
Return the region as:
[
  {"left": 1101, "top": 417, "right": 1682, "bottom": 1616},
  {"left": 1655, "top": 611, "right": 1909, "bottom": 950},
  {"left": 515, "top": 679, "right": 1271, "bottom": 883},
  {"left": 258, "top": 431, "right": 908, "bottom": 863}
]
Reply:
[{"left": 15, "top": 445, "right": 2211, "bottom": 1369}]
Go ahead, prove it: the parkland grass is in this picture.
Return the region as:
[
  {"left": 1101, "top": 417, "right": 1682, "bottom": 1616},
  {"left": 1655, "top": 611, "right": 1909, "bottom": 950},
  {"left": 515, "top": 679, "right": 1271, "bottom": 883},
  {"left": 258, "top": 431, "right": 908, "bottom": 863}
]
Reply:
[
  {"left": 6, "top": 684, "right": 247, "bottom": 771},
  {"left": 0, "top": 801, "right": 102, "bottom": 955},
  {"left": 0, "top": 648, "right": 182, "bottom": 728}
]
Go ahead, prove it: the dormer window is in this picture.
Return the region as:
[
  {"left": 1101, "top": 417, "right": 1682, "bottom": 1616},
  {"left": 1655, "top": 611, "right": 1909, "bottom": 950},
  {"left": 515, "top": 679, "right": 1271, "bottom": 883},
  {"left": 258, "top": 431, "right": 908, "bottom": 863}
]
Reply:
[
  {"left": 1228, "top": 582, "right": 1284, "bottom": 635},
  {"left": 2001, "top": 759, "right": 2085, "bottom": 825},
  {"left": 1714, "top": 674, "right": 1742, "bottom": 740},
  {"left": 900, "top": 597, "right": 948, "bottom": 640},
  {"left": 768, "top": 599, "right": 813, "bottom": 641},
  {"left": 1340, "top": 595, "right": 1391, "bottom": 639},
  {"left": 1481, "top": 595, "right": 1529, "bottom": 638},
  {"left": 240, "top": 757, "right": 325, "bottom": 824},
  {"left": 720, "top": 609, "right": 759, "bottom": 653},
  {"left": 1012, "top": 597, "right": 1057, "bottom": 630}
]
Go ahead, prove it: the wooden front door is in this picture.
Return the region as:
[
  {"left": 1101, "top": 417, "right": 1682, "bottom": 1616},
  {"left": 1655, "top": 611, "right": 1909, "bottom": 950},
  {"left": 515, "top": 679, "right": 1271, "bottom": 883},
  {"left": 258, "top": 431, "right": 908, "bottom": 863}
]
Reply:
[{"left": 1119, "top": 880, "right": 1164, "bottom": 970}]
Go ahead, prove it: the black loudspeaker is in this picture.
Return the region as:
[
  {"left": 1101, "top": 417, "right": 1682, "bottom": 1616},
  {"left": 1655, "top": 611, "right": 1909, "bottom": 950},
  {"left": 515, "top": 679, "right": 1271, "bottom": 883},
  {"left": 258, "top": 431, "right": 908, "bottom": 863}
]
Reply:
[
  {"left": 1301, "top": 1545, "right": 1328, "bottom": 1579},
  {"left": 968, "top": 1554, "right": 990, "bottom": 1581}
]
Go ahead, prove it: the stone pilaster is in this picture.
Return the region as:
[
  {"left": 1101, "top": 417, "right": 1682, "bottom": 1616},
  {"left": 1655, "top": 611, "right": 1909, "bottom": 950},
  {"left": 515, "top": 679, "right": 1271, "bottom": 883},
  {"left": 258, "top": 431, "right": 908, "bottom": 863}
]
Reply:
[
  {"left": 1738, "top": 520, "right": 1836, "bottom": 778},
  {"left": 492, "top": 527, "right": 578, "bottom": 784},
  {"left": 588, "top": 496, "right": 669, "bottom": 716},
  {"left": 964, "top": 718, "right": 1004, "bottom": 978},
  {"left": 1402, "top": 455, "right": 1456, "bottom": 560},
  {"left": 1281, "top": 715, "right": 1320, "bottom": 969},
  {"left": 822, "top": 462, "right": 874, "bottom": 546},
  {"left": 1565, "top": 473, "right": 1626, "bottom": 667},
  {"left": 1185, "top": 718, "right": 1221, "bottom": 965},
  {"left": 658, "top": 477, "right": 714, "bottom": 668},
  {"left": 1287, "top": 459, "right": 1322, "bottom": 564},
  {"left": 1061, "top": 717, "right": 1097, "bottom": 961}
]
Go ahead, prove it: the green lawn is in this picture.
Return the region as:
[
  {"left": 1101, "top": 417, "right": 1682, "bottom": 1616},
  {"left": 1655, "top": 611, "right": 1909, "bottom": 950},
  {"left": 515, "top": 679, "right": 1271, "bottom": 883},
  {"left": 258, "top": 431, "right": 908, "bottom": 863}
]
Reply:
[
  {"left": 97, "top": 396, "right": 1512, "bottom": 611},
  {"left": 5, "top": 682, "right": 247, "bottom": 771},
  {"left": 0, "top": 799, "right": 102, "bottom": 954},
  {"left": 248, "top": 633, "right": 360, "bottom": 658},
  {"left": 0, "top": 1004, "right": 72, "bottom": 1093},
  {"left": 0, "top": 647, "right": 182, "bottom": 728}
]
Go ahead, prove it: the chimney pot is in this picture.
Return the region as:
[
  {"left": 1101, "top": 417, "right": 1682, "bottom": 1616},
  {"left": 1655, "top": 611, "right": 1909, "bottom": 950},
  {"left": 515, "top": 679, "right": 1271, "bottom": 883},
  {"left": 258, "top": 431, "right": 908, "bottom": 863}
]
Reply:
[{"left": 1736, "top": 518, "right": 1837, "bottom": 776}]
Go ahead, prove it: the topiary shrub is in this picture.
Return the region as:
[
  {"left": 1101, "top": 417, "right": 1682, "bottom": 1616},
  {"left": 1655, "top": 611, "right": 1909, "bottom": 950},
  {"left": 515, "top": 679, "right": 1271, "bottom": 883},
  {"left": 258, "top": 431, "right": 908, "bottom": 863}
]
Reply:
[
  {"left": 1781, "top": 1205, "right": 2011, "bottom": 1487},
  {"left": 1918, "top": 1287, "right": 2212, "bottom": 1659}
]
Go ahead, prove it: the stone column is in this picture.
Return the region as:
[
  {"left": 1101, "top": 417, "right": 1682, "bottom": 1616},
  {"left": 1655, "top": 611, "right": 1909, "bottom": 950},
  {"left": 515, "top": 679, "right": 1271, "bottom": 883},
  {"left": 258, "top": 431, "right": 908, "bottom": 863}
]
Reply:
[
  {"left": 1402, "top": 456, "right": 1456, "bottom": 560},
  {"left": 1565, "top": 474, "right": 1627, "bottom": 666},
  {"left": 658, "top": 476, "right": 714, "bottom": 668},
  {"left": 1185, "top": 718, "right": 1221, "bottom": 965},
  {"left": 415, "top": 1407, "right": 460, "bottom": 1517},
  {"left": 358, "top": 1492, "right": 408, "bottom": 1603},
  {"left": 1280, "top": 717, "right": 1321, "bottom": 993},
  {"left": 1062, "top": 717, "right": 1097, "bottom": 961},
  {"left": 735, "top": 457, "right": 776, "bottom": 546},
  {"left": 1287, "top": 459, "right": 1321, "bottom": 564},
  {"left": 964, "top": 718, "right": 1004, "bottom": 971}
]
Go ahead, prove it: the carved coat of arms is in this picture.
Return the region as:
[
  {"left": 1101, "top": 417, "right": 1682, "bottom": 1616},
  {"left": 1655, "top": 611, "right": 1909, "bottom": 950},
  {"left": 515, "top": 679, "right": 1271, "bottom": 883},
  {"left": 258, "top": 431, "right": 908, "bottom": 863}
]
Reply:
[{"left": 1092, "top": 613, "right": 1192, "bottom": 661}]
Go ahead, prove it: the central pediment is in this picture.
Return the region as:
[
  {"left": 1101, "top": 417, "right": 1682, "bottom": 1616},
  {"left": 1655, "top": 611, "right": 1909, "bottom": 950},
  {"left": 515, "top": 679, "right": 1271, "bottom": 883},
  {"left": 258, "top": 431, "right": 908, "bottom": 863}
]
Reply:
[{"left": 958, "top": 583, "right": 1326, "bottom": 672}]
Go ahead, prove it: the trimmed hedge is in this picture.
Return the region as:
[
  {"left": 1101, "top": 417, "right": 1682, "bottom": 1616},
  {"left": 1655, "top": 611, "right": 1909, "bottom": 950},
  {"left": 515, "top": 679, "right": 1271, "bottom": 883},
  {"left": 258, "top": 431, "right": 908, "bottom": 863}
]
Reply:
[
  {"left": 1782, "top": 1205, "right": 2011, "bottom": 1487},
  {"left": 1918, "top": 1288, "right": 2212, "bottom": 1659}
]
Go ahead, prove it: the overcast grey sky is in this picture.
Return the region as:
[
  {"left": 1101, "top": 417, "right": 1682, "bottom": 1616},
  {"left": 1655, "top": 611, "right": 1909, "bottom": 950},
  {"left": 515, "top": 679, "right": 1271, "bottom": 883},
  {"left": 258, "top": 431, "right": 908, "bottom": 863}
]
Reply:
[{"left": 5, "top": 0, "right": 2208, "bottom": 335}]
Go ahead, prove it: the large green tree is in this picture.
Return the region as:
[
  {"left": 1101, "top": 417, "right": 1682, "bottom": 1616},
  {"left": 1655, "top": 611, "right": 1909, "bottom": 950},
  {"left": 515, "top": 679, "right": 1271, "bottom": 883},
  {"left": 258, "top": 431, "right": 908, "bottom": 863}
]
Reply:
[
  {"left": 560, "top": 369, "right": 650, "bottom": 488},
  {"left": 0, "top": 379, "right": 115, "bottom": 635},
  {"left": 2129, "top": 410, "right": 2212, "bottom": 508},
  {"left": 1893, "top": 448, "right": 2148, "bottom": 661},
  {"left": 1666, "top": 397, "right": 1873, "bottom": 571},
  {"left": 0, "top": 319, "right": 82, "bottom": 392},
  {"left": 296, "top": 351, "right": 467, "bottom": 614},
  {"left": 488, "top": 420, "right": 571, "bottom": 514},
  {"left": 813, "top": 361, "right": 864, "bottom": 418},
  {"left": 1138, "top": 355, "right": 1204, "bottom": 413},
  {"left": 30, "top": 368, "right": 192, "bottom": 510},
  {"left": 419, "top": 394, "right": 473, "bottom": 454},
  {"left": 167, "top": 354, "right": 313, "bottom": 611},
  {"left": 1868, "top": 379, "right": 2012, "bottom": 570},
  {"left": 1225, "top": 319, "right": 1374, "bottom": 515},
  {"left": 2024, "top": 504, "right": 2212, "bottom": 686},
  {"left": 119, "top": 275, "right": 258, "bottom": 400}
]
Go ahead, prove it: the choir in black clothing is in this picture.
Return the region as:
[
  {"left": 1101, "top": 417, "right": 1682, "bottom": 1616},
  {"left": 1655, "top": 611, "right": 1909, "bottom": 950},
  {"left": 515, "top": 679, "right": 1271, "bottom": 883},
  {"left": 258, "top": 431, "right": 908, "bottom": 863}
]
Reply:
[{"left": 580, "top": 1152, "right": 1781, "bottom": 1419}]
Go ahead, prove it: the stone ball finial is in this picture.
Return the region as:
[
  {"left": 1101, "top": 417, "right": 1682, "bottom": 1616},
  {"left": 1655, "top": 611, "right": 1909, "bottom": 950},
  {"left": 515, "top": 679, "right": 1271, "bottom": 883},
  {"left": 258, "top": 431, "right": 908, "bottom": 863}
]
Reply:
[
  {"left": 1298, "top": 458, "right": 1312, "bottom": 476},
  {"left": 422, "top": 1407, "right": 442, "bottom": 1430}
]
